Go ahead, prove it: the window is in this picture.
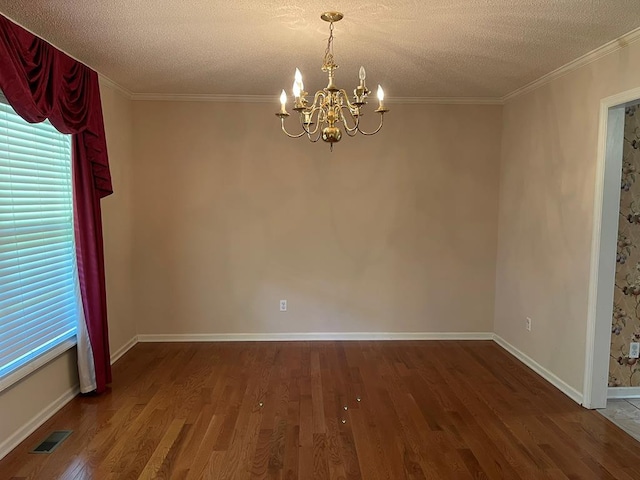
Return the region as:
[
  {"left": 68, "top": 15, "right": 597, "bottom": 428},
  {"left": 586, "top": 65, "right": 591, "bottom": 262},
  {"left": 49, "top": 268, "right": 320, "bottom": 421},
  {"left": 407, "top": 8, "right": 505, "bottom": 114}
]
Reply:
[{"left": 0, "top": 96, "right": 79, "bottom": 391}]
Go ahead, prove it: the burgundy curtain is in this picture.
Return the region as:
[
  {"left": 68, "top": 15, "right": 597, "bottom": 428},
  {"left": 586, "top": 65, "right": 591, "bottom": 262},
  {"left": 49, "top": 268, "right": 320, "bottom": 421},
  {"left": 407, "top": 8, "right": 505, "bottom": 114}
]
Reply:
[{"left": 0, "top": 15, "right": 113, "bottom": 392}]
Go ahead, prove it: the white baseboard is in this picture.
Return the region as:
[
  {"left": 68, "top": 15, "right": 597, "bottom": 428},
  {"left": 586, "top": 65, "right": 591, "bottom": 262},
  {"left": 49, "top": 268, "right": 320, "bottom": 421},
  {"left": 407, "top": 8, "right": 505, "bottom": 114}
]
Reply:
[
  {"left": 0, "top": 384, "right": 79, "bottom": 461},
  {"left": 492, "top": 334, "right": 583, "bottom": 405},
  {"left": 608, "top": 387, "right": 640, "bottom": 399},
  {"left": 137, "top": 332, "right": 493, "bottom": 342},
  {"left": 110, "top": 335, "right": 138, "bottom": 365}
]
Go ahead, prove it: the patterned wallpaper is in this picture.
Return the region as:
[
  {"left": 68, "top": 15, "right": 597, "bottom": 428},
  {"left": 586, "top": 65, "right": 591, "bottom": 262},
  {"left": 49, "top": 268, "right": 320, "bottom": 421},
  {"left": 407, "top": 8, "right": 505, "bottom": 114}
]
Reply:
[{"left": 610, "top": 103, "right": 640, "bottom": 388}]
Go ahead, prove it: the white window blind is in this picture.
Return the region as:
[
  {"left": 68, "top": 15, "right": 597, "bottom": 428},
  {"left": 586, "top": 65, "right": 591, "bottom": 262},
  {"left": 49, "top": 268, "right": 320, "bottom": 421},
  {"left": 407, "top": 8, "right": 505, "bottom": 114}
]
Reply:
[{"left": 0, "top": 98, "right": 79, "bottom": 386}]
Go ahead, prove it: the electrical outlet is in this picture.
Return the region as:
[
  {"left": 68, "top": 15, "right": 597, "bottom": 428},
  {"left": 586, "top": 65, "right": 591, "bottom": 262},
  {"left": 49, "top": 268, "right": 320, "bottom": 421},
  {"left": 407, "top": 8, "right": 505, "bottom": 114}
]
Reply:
[
  {"left": 631, "top": 342, "right": 640, "bottom": 359},
  {"left": 279, "top": 299, "right": 287, "bottom": 312},
  {"left": 526, "top": 317, "right": 532, "bottom": 332}
]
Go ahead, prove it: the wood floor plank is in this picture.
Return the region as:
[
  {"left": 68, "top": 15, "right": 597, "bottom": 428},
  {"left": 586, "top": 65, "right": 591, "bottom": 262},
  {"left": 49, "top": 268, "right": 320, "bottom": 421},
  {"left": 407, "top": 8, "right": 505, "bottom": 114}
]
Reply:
[
  {"left": 282, "top": 402, "right": 300, "bottom": 479},
  {"left": 138, "top": 418, "right": 186, "bottom": 480},
  {"left": 183, "top": 412, "right": 226, "bottom": 480},
  {"left": 2, "top": 340, "right": 640, "bottom": 479}
]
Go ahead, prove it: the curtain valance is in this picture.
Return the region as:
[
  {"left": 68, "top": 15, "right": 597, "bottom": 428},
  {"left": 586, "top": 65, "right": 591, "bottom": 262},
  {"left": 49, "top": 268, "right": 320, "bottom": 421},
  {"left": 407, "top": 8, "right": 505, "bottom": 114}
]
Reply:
[{"left": 0, "top": 15, "right": 111, "bottom": 196}]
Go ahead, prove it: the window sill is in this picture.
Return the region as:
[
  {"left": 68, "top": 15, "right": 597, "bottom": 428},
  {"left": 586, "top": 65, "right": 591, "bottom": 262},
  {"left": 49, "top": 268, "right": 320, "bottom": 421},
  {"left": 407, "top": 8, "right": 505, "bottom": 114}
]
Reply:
[{"left": 0, "top": 337, "right": 77, "bottom": 394}]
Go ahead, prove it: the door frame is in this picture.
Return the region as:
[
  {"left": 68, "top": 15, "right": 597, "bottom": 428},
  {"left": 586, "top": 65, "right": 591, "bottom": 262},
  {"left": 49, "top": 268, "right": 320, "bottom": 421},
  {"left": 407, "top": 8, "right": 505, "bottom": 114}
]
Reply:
[{"left": 584, "top": 86, "right": 640, "bottom": 408}]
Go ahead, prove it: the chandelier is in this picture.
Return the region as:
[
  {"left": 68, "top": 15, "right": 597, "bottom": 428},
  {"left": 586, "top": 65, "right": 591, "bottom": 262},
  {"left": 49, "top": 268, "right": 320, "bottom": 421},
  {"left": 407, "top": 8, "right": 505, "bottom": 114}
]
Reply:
[{"left": 276, "top": 12, "right": 388, "bottom": 151}]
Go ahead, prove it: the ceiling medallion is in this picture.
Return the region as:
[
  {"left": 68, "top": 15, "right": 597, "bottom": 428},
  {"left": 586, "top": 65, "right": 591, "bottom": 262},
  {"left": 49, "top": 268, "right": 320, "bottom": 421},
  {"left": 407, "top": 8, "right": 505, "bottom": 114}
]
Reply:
[{"left": 276, "top": 11, "right": 388, "bottom": 151}]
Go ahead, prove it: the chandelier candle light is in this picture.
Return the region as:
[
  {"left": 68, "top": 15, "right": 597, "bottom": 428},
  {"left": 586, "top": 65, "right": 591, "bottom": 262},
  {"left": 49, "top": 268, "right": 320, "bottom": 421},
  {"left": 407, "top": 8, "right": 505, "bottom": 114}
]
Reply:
[{"left": 276, "top": 11, "right": 388, "bottom": 151}]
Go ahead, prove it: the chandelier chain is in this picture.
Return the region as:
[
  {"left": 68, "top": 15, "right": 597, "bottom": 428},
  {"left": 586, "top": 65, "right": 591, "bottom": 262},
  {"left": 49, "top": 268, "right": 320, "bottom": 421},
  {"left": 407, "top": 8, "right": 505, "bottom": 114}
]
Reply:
[{"left": 323, "top": 21, "right": 335, "bottom": 69}]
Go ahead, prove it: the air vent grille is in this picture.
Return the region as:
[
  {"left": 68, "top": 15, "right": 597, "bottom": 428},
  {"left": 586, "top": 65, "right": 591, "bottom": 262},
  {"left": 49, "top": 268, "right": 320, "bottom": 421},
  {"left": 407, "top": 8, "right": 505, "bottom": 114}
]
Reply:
[{"left": 30, "top": 430, "right": 72, "bottom": 454}]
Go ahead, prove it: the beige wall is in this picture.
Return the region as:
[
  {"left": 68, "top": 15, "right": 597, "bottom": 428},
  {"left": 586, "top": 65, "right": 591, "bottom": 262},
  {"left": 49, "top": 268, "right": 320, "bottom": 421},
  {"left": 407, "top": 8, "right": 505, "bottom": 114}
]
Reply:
[
  {"left": 101, "top": 80, "right": 137, "bottom": 352},
  {"left": 0, "top": 349, "right": 78, "bottom": 457},
  {"left": 0, "top": 80, "right": 134, "bottom": 458},
  {"left": 132, "top": 102, "right": 502, "bottom": 335},
  {"left": 495, "top": 40, "right": 640, "bottom": 392}
]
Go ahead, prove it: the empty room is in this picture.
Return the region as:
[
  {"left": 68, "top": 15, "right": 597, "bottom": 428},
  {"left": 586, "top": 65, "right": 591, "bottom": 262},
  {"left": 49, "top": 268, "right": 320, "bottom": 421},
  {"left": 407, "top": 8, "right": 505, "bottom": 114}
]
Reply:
[{"left": 2, "top": 1, "right": 640, "bottom": 478}]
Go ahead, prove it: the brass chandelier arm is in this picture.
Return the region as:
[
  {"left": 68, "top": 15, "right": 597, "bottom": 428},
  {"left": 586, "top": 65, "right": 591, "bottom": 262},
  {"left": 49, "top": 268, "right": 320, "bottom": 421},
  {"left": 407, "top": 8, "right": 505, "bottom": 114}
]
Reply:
[
  {"left": 303, "top": 117, "right": 323, "bottom": 142},
  {"left": 300, "top": 107, "right": 323, "bottom": 137},
  {"left": 356, "top": 113, "right": 385, "bottom": 136},
  {"left": 335, "top": 92, "right": 361, "bottom": 135},
  {"left": 339, "top": 105, "right": 360, "bottom": 136},
  {"left": 296, "top": 91, "right": 327, "bottom": 139},
  {"left": 280, "top": 114, "right": 323, "bottom": 141},
  {"left": 311, "top": 90, "right": 327, "bottom": 110},
  {"left": 307, "top": 130, "right": 323, "bottom": 142},
  {"left": 304, "top": 107, "right": 326, "bottom": 142},
  {"left": 337, "top": 89, "right": 361, "bottom": 116},
  {"left": 280, "top": 117, "right": 308, "bottom": 138}
]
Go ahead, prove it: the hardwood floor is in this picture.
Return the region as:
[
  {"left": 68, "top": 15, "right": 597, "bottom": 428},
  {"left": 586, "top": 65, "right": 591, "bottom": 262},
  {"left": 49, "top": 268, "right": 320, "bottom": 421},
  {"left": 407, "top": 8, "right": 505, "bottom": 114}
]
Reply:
[{"left": 2, "top": 340, "right": 640, "bottom": 479}]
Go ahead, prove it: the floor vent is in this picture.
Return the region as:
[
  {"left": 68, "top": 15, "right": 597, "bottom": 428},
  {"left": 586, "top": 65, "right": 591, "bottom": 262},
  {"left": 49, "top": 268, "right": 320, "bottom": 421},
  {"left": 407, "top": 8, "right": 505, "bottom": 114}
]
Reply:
[{"left": 30, "top": 430, "right": 72, "bottom": 454}]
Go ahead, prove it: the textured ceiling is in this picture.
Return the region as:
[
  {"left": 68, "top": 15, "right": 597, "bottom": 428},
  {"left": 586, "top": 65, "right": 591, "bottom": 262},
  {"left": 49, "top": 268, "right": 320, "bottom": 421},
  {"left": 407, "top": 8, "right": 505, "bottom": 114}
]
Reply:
[{"left": 1, "top": 1, "right": 639, "bottom": 98}]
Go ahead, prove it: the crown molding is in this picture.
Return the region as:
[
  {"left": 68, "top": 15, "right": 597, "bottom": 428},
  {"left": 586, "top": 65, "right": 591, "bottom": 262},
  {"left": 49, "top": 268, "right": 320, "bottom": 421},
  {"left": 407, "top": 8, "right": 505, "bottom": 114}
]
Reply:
[
  {"left": 130, "top": 93, "right": 503, "bottom": 105},
  {"left": 502, "top": 26, "right": 640, "bottom": 103},
  {"left": 130, "top": 93, "right": 275, "bottom": 103},
  {"left": 390, "top": 96, "right": 503, "bottom": 105},
  {"left": 98, "top": 74, "right": 133, "bottom": 99}
]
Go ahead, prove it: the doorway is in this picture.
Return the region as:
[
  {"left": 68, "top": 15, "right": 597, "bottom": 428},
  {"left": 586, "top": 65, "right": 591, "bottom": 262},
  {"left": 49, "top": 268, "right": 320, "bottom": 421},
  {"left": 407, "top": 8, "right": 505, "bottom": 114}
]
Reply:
[{"left": 584, "top": 87, "right": 640, "bottom": 409}]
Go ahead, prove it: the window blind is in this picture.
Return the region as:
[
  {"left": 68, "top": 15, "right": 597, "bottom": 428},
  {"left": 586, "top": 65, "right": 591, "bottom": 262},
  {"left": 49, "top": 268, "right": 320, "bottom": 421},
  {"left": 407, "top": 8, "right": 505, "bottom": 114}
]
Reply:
[{"left": 0, "top": 98, "right": 78, "bottom": 383}]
